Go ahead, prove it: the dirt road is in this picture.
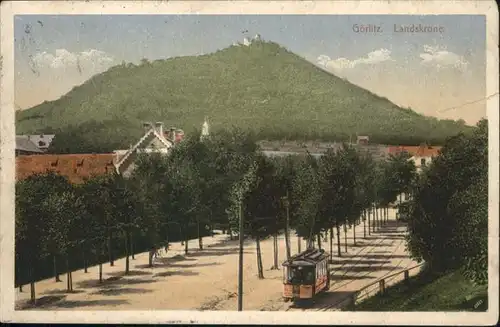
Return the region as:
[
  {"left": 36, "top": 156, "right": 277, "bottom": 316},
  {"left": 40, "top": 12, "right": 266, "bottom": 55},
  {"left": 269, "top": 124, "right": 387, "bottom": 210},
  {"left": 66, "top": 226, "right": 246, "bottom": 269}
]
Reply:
[{"left": 16, "top": 208, "right": 416, "bottom": 311}]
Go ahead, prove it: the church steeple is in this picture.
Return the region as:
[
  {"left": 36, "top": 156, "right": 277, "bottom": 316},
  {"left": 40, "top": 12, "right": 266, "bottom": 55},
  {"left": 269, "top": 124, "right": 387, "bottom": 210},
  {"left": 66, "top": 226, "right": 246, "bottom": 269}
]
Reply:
[{"left": 201, "top": 117, "right": 210, "bottom": 141}]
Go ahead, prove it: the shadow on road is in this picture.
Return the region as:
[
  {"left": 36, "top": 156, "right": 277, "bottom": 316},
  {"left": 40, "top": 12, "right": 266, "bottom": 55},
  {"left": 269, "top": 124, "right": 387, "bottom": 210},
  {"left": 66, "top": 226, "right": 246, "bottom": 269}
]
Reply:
[
  {"left": 169, "top": 262, "right": 221, "bottom": 269},
  {"left": 154, "top": 270, "right": 200, "bottom": 278},
  {"left": 361, "top": 254, "right": 409, "bottom": 260},
  {"left": 76, "top": 277, "right": 157, "bottom": 289},
  {"left": 330, "top": 274, "right": 376, "bottom": 281},
  {"left": 343, "top": 265, "right": 401, "bottom": 273},
  {"left": 90, "top": 287, "right": 153, "bottom": 296},
  {"left": 107, "top": 270, "right": 151, "bottom": 277},
  {"left": 41, "top": 289, "right": 86, "bottom": 295},
  {"left": 16, "top": 295, "right": 130, "bottom": 310},
  {"left": 330, "top": 259, "right": 391, "bottom": 266},
  {"left": 288, "top": 291, "right": 356, "bottom": 310}
]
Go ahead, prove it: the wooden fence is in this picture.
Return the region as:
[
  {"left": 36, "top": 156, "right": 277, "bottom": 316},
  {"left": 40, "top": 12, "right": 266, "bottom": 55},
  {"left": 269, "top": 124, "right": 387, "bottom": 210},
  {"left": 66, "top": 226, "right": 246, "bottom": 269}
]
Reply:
[{"left": 347, "top": 263, "right": 425, "bottom": 306}]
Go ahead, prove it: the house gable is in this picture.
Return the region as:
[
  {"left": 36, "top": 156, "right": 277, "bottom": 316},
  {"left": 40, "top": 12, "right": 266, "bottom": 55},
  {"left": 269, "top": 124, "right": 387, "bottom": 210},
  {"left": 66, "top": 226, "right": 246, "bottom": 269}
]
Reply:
[{"left": 114, "top": 125, "right": 174, "bottom": 175}]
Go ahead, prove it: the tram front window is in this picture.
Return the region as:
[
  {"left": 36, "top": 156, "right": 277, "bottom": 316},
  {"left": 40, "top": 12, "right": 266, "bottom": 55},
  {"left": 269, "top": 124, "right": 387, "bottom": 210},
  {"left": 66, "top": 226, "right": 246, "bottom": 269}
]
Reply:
[{"left": 288, "top": 266, "right": 314, "bottom": 285}]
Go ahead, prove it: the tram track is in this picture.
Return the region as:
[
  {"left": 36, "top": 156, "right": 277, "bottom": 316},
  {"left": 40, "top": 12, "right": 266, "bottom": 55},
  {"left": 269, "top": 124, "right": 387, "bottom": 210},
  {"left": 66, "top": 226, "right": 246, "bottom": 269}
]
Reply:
[
  {"left": 314, "top": 237, "right": 408, "bottom": 312},
  {"left": 283, "top": 223, "right": 410, "bottom": 312},
  {"left": 328, "top": 228, "right": 407, "bottom": 292}
]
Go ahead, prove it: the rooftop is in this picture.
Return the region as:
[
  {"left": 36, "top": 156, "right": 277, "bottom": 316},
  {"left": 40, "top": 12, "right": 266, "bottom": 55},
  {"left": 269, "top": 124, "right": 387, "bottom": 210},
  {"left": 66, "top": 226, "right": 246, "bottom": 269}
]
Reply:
[{"left": 16, "top": 153, "right": 115, "bottom": 184}]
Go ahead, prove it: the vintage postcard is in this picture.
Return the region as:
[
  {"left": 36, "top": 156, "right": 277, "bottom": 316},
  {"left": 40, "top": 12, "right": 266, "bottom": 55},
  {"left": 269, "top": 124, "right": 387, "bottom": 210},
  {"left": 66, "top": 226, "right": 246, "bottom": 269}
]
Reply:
[{"left": 0, "top": 0, "right": 498, "bottom": 325}]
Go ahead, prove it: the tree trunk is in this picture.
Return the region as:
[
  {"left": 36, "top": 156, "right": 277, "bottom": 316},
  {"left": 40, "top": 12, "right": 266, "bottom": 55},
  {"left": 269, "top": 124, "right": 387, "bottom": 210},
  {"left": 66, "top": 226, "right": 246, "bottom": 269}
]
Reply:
[
  {"left": 363, "top": 211, "right": 367, "bottom": 238},
  {"left": 329, "top": 227, "right": 334, "bottom": 261},
  {"left": 256, "top": 235, "right": 264, "bottom": 279},
  {"left": 53, "top": 255, "right": 61, "bottom": 282},
  {"left": 272, "top": 233, "right": 278, "bottom": 269},
  {"left": 343, "top": 224, "right": 348, "bottom": 252},
  {"left": 125, "top": 231, "right": 130, "bottom": 275},
  {"left": 297, "top": 235, "right": 301, "bottom": 253},
  {"left": 353, "top": 223, "right": 356, "bottom": 245},
  {"left": 185, "top": 235, "right": 189, "bottom": 255},
  {"left": 83, "top": 246, "right": 88, "bottom": 273},
  {"left": 69, "top": 253, "right": 73, "bottom": 291},
  {"left": 317, "top": 233, "right": 322, "bottom": 250},
  {"left": 66, "top": 254, "right": 71, "bottom": 292},
  {"left": 108, "top": 233, "right": 114, "bottom": 267},
  {"left": 29, "top": 260, "right": 36, "bottom": 303},
  {"left": 98, "top": 243, "right": 103, "bottom": 283},
  {"left": 131, "top": 233, "right": 135, "bottom": 260},
  {"left": 198, "top": 220, "right": 203, "bottom": 250},
  {"left": 336, "top": 223, "right": 341, "bottom": 257},
  {"left": 368, "top": 208, "right": 371, "bottom": 235},
  {"left": 148, "top": 248, "right": 154, "bottom": 267}
]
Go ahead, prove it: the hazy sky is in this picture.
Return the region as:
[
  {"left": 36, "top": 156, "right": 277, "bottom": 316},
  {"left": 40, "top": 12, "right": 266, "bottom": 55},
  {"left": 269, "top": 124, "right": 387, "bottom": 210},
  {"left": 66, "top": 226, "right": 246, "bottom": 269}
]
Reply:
[{"left": 14, "top": 14, "right": 486, "bottom": 125}]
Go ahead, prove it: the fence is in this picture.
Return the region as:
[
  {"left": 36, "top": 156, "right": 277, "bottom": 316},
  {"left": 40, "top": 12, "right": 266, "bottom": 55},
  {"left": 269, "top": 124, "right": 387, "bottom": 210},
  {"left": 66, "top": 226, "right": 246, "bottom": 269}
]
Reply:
[{"left": 348, "top": 263, "right": 425, "bottom": 306}]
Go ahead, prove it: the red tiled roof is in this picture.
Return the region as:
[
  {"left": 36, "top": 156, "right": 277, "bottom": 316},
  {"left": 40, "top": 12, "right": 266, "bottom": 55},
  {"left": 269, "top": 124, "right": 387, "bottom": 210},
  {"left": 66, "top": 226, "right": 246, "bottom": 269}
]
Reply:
[
  {"left": 387, "top": 145, "right": 442, "bottom": 158},
  {"left": 16, "top": 154, "right": 115, "bottom": 184}
]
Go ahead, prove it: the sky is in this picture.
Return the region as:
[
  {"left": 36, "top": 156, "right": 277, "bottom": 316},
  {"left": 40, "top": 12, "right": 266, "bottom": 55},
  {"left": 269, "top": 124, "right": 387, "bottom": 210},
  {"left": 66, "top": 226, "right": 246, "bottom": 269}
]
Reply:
[{"left": 14, "top": 14, "right": 487, "bottom": 125}]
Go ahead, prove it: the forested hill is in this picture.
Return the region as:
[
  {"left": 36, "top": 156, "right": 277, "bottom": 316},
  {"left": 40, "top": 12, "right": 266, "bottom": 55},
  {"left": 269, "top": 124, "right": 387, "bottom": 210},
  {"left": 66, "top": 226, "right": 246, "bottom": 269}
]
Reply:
[{"left": 16, "top": 40, "right": 472, "bottom": 153}]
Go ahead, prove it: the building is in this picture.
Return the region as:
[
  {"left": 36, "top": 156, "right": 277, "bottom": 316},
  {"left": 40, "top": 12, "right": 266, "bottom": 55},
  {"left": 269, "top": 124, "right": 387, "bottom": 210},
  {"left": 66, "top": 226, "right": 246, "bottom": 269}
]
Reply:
[
  {"left": 16, "top": 153, "right": 115, "bottom": 184},
  {"left": 356, "top": 135, "right": 369, "bottom": 145},
  {"left": 112, "top": 122, "right": 183, "bottom": 177},
  {"left": 15, "top": 136, "right": 44, "bottom": 156},
  {"left": 17, "top": 134, "right": 56, "bottom": 152},
  {"left": 388, "top": 144, "right": 442, "bottom": 172}
]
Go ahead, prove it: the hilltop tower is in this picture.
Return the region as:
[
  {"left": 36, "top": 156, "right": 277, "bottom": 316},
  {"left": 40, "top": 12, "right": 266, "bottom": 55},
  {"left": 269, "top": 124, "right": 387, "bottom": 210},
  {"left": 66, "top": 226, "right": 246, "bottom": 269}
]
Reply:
[{"left": 243, "top": 37, "right": 252, "bottom": 46}]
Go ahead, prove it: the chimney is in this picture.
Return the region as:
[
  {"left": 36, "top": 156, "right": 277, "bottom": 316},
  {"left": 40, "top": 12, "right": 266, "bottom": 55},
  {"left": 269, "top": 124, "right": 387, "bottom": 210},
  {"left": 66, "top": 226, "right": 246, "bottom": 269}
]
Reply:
[
  {"left": 155, "top": 122, "right": 163, "bottom": 135},
  {"left": 143, "top": 122, "right": 152, "bottom": 132},
  {"left": 170, "top": 127, "right": 176, "bottom": 141}
]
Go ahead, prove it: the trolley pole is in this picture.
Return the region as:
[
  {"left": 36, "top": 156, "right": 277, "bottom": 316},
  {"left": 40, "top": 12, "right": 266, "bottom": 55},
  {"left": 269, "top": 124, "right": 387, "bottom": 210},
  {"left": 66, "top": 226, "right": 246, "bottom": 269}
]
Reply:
[
  {"left": 237, "top": 202, "right": 244, "bottom": 311},
  {"left": 282, "top": 192, "right": 291, "bottom": 260}
]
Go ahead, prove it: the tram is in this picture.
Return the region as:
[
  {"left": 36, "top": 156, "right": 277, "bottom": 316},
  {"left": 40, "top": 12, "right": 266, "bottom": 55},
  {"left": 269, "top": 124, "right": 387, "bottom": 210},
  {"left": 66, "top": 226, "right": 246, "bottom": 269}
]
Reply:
[{"left": 282, "top": 248, "right": 330, "bottom": 304}]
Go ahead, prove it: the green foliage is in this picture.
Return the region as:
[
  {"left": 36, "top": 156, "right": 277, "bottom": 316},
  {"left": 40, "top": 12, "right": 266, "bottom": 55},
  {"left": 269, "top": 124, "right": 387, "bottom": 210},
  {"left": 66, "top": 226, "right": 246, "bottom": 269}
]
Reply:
[
  {"left": 15, "top": 122, "right": 487, "bottom": 290},
  {"left": 16, "top": 41, "right": 472, "bottom": 153},
  {"left": 349, "top": 269, "right": 488, "bottom": 311},
  {"left": 406, "top": 119, "right": 488, "bottom": 284},
  {"left": 291, "top": 153, "right": 322, "bottom": 242}
]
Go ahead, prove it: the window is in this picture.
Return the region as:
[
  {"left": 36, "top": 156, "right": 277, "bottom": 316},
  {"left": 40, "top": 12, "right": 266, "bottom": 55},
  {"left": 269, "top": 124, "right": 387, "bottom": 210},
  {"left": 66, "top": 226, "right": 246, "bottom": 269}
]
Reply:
[
  {"left": 38, "top": 141, "right": 46, "bottom": 147},
  {"left": 420, "top": 158, "right": 426, "bottom": 166}
]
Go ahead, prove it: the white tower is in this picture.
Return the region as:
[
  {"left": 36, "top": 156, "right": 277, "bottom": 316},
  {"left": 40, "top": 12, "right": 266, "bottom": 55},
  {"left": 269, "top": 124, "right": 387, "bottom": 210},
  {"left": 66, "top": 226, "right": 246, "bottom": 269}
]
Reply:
[{"left": 201, "top": 117, "right": 210, "bottom": 141}]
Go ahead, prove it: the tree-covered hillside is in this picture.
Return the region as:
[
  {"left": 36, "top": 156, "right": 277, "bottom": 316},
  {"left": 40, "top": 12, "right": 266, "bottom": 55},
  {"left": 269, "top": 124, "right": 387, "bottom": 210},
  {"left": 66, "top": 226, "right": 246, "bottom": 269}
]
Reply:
[{"left": 16, "top": 40, "right": 472, "bottom": 153}]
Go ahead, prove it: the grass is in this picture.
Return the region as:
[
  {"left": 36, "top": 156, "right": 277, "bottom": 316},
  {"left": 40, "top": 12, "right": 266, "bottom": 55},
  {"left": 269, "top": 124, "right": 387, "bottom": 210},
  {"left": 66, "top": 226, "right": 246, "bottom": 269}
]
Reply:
[
  {"left": 16, "top": 40, "right": 473, "bottom": 152},
  {"left": 347, "top": 269, "right": 488, "bottom": 311}
]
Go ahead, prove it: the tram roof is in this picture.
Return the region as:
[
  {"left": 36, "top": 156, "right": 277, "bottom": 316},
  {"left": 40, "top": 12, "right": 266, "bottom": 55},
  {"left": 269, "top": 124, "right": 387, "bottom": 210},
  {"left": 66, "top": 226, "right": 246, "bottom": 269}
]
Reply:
[{"left": 282, "top": 248, "right": 329, "bottom": 267}]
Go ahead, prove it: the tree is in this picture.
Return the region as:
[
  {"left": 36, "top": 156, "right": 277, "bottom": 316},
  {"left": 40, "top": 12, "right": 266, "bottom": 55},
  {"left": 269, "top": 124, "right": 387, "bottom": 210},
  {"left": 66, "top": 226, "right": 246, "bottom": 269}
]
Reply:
[
  {"left": 357, "top": 154, "right": 376, "bottom": 239},
  {"left": 110, "top": 176, "right": 142, "bottom": 274},
  {"left": 79, "top": 176, "right": 117, "bottom": 281},
  {"left": 15, "top": 172, "right": 73, "bottom": 302},
  {"left": 245, "top": 154, "right": 283, "bottom": 277},
  {"left": 317, "top": 145, "right": 359, "bottom": 257},
  {"left": 131, "top": 154, "right": 171, "bottom": 266},
  {"left": 291, "top": 153, "right": 323, "bottom": 249},
  {"left": 406, "top": 119, "right": 488, "bottom": 281}
]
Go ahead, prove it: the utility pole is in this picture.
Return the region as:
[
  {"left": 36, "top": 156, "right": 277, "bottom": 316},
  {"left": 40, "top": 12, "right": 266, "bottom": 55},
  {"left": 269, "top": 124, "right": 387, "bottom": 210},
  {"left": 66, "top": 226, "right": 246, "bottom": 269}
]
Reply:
[
  {"left": 282, "top": 192, "right": 291, "bottom": 260},
  {"left": 238, "top": 202, "right": 244, "bottom": 311}
]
